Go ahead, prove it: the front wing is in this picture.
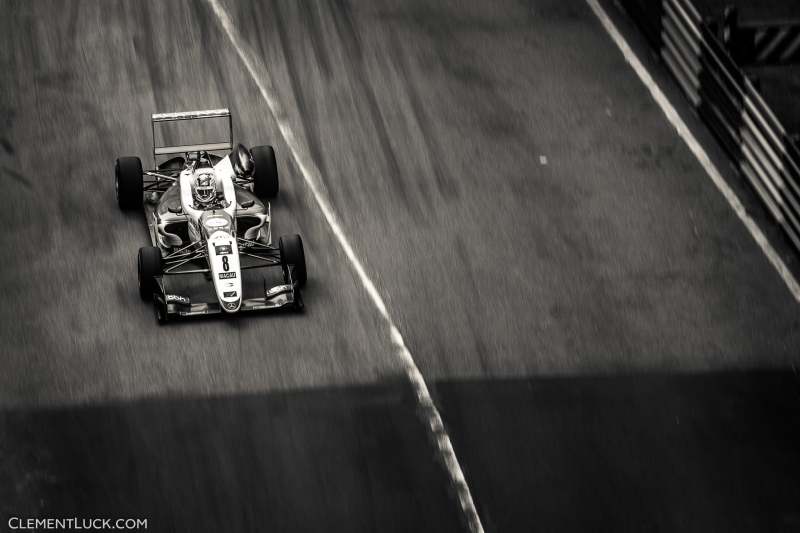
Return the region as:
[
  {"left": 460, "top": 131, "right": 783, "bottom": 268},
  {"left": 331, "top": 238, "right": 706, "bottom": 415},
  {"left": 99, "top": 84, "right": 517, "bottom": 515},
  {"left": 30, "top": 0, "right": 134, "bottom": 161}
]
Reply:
[
  {"left": 154, "top": 280, "right": 302, "bottom": 320},
  {"left": 150, "top": 238, "right": 303, "bottom": 321}
]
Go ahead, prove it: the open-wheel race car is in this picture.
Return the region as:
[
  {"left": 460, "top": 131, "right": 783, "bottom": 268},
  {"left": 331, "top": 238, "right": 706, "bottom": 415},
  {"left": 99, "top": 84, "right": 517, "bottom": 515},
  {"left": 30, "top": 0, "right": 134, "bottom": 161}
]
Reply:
[{"left": 115, "top": 108, "right": 306, "bottom": 323}]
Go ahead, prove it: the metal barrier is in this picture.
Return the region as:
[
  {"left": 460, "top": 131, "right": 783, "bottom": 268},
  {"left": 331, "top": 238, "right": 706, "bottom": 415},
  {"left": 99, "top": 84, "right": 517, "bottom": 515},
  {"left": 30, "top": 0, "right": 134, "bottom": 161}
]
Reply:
[
  {"left": 723, "top": 12, "right": 800, "bottom": 66},
  {"left": 619, "top": 0, "right": 800, "bottom": 251}
]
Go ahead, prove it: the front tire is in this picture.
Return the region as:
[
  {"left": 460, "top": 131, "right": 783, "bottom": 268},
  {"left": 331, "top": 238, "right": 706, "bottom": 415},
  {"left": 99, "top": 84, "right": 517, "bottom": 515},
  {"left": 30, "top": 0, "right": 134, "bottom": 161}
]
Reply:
[
  {"left": 251, "top": 145, "right": 279, "bottom": 199},
  {"left": 138, "top": 246, "right": 162, "bottom": 301},
  {"left": 115, "top": 156, "right": 143, "bottom": 210},
  {"left": 279, "top": 234, "right": 307, "bottom": 288}
]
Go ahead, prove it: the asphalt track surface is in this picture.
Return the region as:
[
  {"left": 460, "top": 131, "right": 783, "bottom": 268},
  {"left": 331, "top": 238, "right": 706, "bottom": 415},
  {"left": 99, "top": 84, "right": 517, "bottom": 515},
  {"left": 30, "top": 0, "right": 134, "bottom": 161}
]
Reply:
[{"left": 1, "top": 0, "right": 799, "bottom": 532}]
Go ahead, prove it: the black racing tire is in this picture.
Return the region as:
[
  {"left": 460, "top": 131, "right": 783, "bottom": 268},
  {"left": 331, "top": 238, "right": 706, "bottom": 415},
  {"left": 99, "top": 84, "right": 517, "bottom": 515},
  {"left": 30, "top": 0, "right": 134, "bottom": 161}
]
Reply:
[
  {"left": 138, "top": 246, "right": 162, "bottom": 301},
  {"left": 279, "top": 234, "right": 307, "bottom": 288},
  {"left": 116, "top": 156, "right": 143, "bottom": 210},
  {"left": 251, "top": 145, "right": 279, "bottom": 199}
]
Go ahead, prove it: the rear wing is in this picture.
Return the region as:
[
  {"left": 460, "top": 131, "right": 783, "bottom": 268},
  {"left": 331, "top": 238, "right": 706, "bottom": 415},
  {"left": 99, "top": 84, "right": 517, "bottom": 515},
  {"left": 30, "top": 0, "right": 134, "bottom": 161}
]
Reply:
[{"left": 151, "top": 108, "right": 233, "bottom": 164}]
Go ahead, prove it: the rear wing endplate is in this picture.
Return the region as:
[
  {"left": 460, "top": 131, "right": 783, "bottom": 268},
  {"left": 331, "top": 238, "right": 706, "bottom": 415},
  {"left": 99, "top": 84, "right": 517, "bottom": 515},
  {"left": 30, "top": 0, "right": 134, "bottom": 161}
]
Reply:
[{"left": 151, "top": 108, "right": 233, "bottom": 163}]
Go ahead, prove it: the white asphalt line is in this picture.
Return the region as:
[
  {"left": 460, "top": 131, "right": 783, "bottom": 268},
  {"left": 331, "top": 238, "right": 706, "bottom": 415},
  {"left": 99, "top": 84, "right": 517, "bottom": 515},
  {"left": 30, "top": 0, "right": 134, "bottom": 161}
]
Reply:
[
  {"left": 586, "top": 0, "right": 800, "bottom": 303},
  {"left": 205, "top": 1, "right": 485, "bottom": 531}
]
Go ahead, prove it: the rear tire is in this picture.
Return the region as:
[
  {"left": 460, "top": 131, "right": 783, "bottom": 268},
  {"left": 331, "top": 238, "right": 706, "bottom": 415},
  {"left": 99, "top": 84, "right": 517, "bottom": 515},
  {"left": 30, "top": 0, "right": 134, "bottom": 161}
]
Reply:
[
  {"left": 116, "top": 156, "right": 143, "bottom": 210},
  {"left": 251, "top": 145, "right": 279, "bottom": 199},
  {"left": 279, "top": 234, "right": 307, "bottom": 288},
  {"left": 138, "top": 246, "right": 162, "bottom": 301}
]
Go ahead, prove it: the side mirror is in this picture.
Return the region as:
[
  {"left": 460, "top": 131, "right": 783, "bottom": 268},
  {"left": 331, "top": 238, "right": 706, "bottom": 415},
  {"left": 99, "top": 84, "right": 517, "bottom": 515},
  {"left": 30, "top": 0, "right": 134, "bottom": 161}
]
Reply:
[
  {"left": 168, "top": 204, "right": 182, "bottom": 214},
  {"left": 231, "top": 143, "right": 255, "bottom": 178},
  {"left": 240, "top": 199, "right": 255, "bottom": 209}
]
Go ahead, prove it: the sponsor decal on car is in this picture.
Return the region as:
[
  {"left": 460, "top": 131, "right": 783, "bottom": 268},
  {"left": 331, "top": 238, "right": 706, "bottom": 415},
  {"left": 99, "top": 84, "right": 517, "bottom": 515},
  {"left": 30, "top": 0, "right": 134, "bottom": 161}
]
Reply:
[
  {"left": 266, "top": 284, "right": 291, "bottom": 297},
  {"left": 215, "top": 244, "right": 232, "bottom": 255},
  {"left": 166, "top": 294, "right": 190, "bottom": 305},
  {"left": 218, "top": 272, "right": 237, "bottom": 279},
  {"left": 223, "top": 291, "right": 237, "bottom": 298}
]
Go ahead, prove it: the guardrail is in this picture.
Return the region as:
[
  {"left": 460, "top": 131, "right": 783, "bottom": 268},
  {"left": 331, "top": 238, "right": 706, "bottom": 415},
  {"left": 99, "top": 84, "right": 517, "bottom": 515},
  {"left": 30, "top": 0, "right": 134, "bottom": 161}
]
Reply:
[
  {"left": 619, "top": 0, "right": 800, "bottom": 252},
  {"left": 718, "top": 9, "right": 800, "bottom": 67}
]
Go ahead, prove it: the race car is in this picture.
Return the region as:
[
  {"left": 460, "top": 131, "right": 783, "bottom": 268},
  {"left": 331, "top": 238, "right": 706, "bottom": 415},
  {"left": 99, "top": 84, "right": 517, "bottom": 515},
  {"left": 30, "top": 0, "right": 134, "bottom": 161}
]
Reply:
[{"left": 115, "top": 108, "right": 306, "bottom": 323}]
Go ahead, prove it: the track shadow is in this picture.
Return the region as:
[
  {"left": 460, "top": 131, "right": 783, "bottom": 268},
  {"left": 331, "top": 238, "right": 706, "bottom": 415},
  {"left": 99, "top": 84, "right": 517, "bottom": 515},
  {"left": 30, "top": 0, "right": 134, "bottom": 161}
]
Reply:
[
  {"left": 0, "top": 380, "right": 465, "bottom": 533},
  {"left": 4, "top": 370, "right": 798, "bottom": 532},
  {"left": 433, "top": 369, "right": 800, "bottom": 532}
]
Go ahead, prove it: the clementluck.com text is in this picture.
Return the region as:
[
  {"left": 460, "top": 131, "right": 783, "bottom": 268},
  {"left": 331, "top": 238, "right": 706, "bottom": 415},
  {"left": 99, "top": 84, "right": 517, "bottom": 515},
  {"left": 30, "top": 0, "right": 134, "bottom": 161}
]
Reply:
[{"left": 8, "top": 517, "right": 148, "bottom": 530}]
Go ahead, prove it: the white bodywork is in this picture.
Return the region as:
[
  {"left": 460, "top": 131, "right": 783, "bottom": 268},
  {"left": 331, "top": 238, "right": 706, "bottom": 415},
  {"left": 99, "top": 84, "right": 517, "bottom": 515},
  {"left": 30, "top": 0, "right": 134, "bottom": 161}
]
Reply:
[
  {"left": 206, "top": 230, "right": 242, "bottom": 312},
  {"left": 140, "top": 108, "right": 299, "bottom": 319},
  {"left": 178, "top": 157, "right": 243, "bottom": 312}
]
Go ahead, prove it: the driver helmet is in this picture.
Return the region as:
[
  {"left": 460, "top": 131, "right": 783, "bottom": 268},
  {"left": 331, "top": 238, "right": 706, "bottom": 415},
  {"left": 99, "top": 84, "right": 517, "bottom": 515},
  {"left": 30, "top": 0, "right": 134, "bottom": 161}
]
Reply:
[
  {"left": 232, "top": 144, "right": 255, "bottom": 178},
  {"left": 193, "top": 170, "right": 217, "bottom": 206}
]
